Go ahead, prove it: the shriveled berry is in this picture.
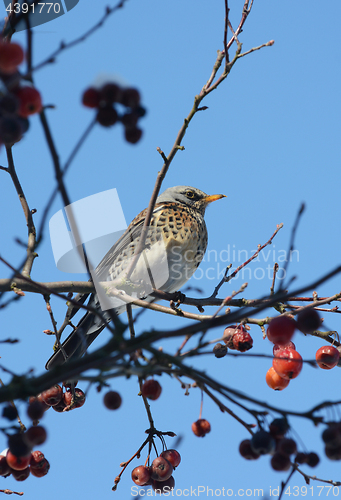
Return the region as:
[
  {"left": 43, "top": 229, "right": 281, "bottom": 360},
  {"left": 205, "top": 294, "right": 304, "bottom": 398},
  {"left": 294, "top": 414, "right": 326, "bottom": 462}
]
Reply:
[
  {"left": 30, "top": 458, "right": 50, "bottom": 477},
  {"left": 41, "top": 385, "right": 62, "bottom": 406},
  {"left": 213, "top": 342, "right": 227, "bottom": 358},
  {"left": 30, "top": 451, "right": 45, "bottom": 469},
  {"left": 232, "top": 327, "right": 253, "bottom": 352},
  {"left": 191, "top": 419, "right": 211, "bottom": 437},
  {"left": 11, "top": 466, "right": 30, "bottom": 481},
  {"left": 103, "top": 391, "right": 122, "bottom": 410},
  {"left": 63, "top": 388, "right": 86, "bottom": 408}
]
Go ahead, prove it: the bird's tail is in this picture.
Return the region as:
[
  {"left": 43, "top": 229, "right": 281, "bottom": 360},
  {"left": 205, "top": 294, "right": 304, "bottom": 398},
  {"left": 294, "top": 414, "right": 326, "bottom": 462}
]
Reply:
[{"left": 45, "top": 293, "right": 112, "bottom": 370}]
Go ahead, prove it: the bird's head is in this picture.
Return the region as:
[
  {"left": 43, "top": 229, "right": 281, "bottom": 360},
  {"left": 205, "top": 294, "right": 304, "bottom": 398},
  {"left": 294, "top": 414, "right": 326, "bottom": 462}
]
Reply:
[{"left": 157, "top": 186, "right": 226, "bottom": 215}]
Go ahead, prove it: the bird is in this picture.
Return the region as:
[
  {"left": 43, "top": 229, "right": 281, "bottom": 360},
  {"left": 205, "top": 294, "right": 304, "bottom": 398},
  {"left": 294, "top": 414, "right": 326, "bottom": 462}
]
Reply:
[{"left": 45, "top": 185, "right": 225, "bottom": 370}]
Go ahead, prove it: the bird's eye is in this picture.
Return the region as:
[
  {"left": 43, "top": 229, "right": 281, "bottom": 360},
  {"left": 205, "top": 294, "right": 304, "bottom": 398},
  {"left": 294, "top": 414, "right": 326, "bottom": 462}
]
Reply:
[{"left": 186, "top": 190, "right": 195, "bottom": 199}]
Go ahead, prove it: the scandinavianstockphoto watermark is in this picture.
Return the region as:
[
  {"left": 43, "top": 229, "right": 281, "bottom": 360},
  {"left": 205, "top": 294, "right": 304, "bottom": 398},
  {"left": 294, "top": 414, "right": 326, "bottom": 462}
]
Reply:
[{"left": 171, "top": 245, "right": 299, "bottom": 283}]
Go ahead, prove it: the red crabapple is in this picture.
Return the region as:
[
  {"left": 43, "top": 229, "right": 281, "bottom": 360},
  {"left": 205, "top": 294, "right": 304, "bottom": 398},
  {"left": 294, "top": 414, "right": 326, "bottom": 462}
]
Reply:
[
  {"left": 131, "top": 465, "right": 151, "bottom": 486},
  {"left": 239, "top": 439, "right": 260, "bottom": 460},
  {"left": 278, "top": 438, "right": 297, "bottom": 456},
  {"left": 160, "top": 449, "right": 181, "bottom": 468},
  {"left": 24, "top": 426, "right": 47, "bottom": 446},
  {"left": 6, "top": 451, "right": 31, "bottom": 471},
  {"left": 267, "top": 316, "right": 296, "bottom": 345},
  {"left": 14, "top": 86, "right": 42, "bottom": 117},
  {"left": 103, "top": 391, "right": 122, "bottom": 410},
  {"left": 82, "top": 87, "right": 100, "bottom": 108},
  {"left": 141, "top": 379, "right": 162, "bottom": 401},
  {"left": 273, "top": 347, "right": 303, "bottom": 380},
  {"left": 316, "top": 346, "right": 340, "bottom": 370},
  {"left": 0, "top": 42, "right": 24, "bottom": 74},
  {"left": 273, "top": 341, "right": 296, "bottom": 355},
  {"left": 265, "top": 367, "right": 290, "bottom": 391},
  {"left": 271, "top": 452, "right": 291, "bottom": 471},
  {"left": 150, "top": 457, "right": 173, "bottom": 481}
]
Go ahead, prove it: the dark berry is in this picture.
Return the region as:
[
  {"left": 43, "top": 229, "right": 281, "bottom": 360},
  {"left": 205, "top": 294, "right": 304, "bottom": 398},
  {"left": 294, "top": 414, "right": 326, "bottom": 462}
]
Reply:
[
  {"left": 124, "top": 126, "right": 142, "bottom": 144},
  {"left": 96, "top": 106, "right": 118, "bottom": 127}
]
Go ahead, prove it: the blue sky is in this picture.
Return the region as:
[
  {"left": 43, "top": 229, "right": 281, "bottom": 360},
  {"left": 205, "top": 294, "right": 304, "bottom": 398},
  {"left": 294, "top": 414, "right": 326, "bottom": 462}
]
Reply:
[{"left": 1, "top": 1, "right": 341, "bottom": 498}]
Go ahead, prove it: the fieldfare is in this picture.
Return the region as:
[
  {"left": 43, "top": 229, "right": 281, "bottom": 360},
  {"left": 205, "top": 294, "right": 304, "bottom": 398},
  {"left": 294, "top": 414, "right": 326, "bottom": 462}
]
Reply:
[{"left": 45, "top": 185, "right": 225, "bottom": 370}]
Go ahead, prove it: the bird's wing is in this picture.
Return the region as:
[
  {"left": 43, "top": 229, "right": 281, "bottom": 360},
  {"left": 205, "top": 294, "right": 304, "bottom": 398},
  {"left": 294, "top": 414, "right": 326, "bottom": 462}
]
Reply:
[{"left": 95, "top": 203, "right": 165, "bottom": 281}]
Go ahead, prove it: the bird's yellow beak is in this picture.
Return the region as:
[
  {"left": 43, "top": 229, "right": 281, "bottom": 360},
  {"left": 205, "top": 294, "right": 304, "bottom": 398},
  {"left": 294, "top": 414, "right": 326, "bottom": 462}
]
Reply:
[{"left": 203, "top": 194, "right": 226, "bottom": 204}]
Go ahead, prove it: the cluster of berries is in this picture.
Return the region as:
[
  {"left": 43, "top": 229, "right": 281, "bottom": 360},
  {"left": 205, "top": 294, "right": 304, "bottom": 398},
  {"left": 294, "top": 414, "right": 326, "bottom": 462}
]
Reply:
[
  {"left": 266, "top": 309, "right": 339, "bottom": 391},
  {"left": 0, "top": 400, "right": 49, "bottom": 481},
  {"left": 239, "top": 418, "right": 319, "bottom": 472},
  {"left": 82, "top": 82, "right": 146, "bottom": 144},
  {"left": 29, "top": 383, "right": 85, "bottom": 413},
  {"left": 0, "top": 448, "right": 50, "bottom": 482},
  {"left": 213, "top": 324, "right": 253, "bottom": 358},
  {"left": 0, "top": 40, "right": 42, "bottom": 146},
  {"left": 131, "top": 449, "right": 181, "bottom": 494}
]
